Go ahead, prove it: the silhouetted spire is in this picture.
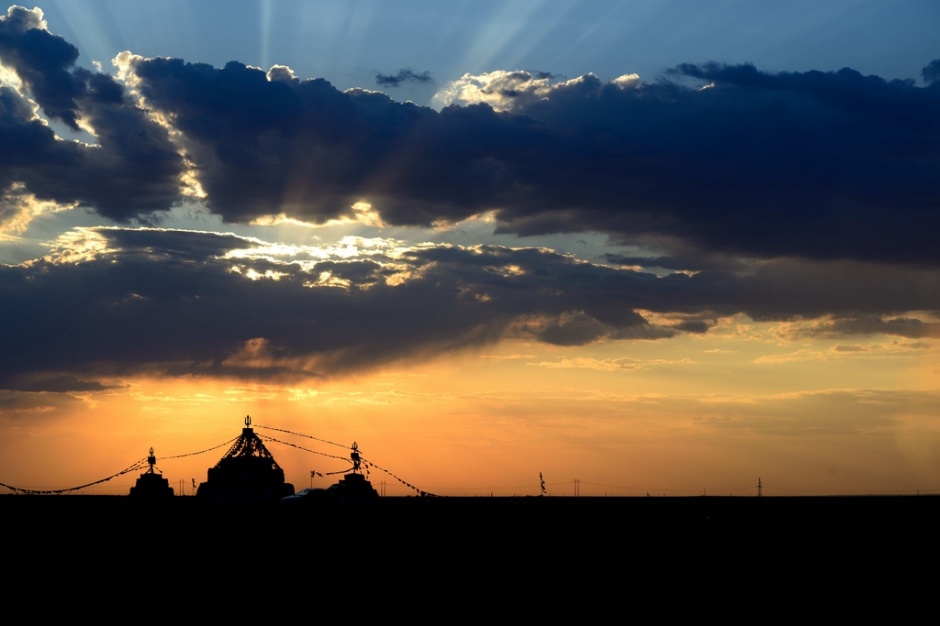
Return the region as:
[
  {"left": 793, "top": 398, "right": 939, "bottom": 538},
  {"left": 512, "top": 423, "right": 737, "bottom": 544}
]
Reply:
[
  {"left": 129, "top": 446, "right": 174, "bottom": 498},
  {"left": 195, "top": 415, "right": 295, "bottom": 503}
]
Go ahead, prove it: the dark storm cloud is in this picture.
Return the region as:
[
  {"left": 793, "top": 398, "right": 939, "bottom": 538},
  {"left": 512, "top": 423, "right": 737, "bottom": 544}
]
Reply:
[
  {"left": 0, "top": 6, "right": 184, "bottom": 221},
  {"left": 2, "top": 228, "right": 938, "bottom": 392},
  {"left": 117, "top": 52, "right": 940, "bottom": 267},
  {"left": 492, "top": 66, "right": 940, "bottom": 266},
  {"left": 126, "top": 55, "right": 531, "bottom": 225},
  {"left": 8, "top": 374, "right": 113, "bottom": 393},
  {"left": 375, "top": 68, "right": 432, "bottom": 87},
  {"left": 922, "top": 59, "right": 940, "bottom": 85},
  {"left": 3, "top": 14, "right": 939, "bottom": 265},
  {"left": 605, "top": 252, "right": 748, "bottom": 273},
  {"left": 818, "top": 316, "right": 936, "bottom": 339},
  {"left": 102, "top": 227, "right": 252, "bottom": 260},
  {"left": 0, "top": 5, "right": 82, "bottom": 127}
]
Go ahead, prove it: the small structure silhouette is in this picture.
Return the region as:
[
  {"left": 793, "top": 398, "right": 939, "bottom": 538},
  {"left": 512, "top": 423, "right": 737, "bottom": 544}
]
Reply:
[
  {"left": 339, "top": 441, "right": 378, "bottom": 502},
  {"left": 328, "top": 471, "right": 380, "bottom": 506},
  {"left": 351, "top": 441, "right": 361, "bottom": 472},
  {"left": 129, "top": 447, "right": 175, "bottom": 499},
  {"left": 196, "top": 415, "right": 295, "bottom": 504},
  {"left": 317, "top": 441, "right": 378, "bottom": 504},
  {"left": 280, "top": 441, "right": 379, "bottom": 509}
]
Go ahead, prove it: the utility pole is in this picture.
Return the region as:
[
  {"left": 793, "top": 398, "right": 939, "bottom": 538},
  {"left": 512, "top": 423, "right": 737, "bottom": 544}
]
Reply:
[{"left": 757, "top": 477, "right": 763, "bottom": 497}]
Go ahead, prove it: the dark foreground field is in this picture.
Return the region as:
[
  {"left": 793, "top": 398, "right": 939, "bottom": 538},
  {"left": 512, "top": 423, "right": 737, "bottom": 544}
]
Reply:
[
  {"left": 5, "top": 493, "right": 938, "bottom": 555},
  {"left": 7, "top": 494, "right": 932, "bottom": 611}
]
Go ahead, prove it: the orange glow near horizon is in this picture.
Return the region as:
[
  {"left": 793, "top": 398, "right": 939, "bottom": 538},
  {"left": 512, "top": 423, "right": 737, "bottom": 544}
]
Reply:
[{"left": 2, "top": 323, "right": 939, "bottom": 498}]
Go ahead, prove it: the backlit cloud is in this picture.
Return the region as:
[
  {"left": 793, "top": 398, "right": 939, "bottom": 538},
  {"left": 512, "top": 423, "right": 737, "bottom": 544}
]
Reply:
[
  {"left": 2, "top": 226, "right": 939, "bottom": 392},
  {"left": 115, "top": 54, "right": 940, "bottom": 267},
  {"left": 2, "top": 8, "right": 938, "bottom": 397},
  {"left": 4, "top": 7, "right": 938, "bottom": 268},
  {"left": 0, "top": 6, "right": 185, "bottom": 223}
]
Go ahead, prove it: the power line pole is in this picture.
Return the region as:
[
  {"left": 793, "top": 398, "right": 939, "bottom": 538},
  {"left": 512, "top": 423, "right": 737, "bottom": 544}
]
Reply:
[{"left": 757, "top": 477, "right": 763, "bottom": 497}]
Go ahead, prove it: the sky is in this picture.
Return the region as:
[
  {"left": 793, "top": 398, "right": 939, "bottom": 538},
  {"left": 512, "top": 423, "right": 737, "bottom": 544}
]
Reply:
[{"left": 1, "top": 0, "right": 939, "bottom": 497}]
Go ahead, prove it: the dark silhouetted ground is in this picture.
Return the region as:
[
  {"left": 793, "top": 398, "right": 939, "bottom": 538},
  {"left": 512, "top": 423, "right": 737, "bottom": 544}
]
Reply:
[
  {"left": 5, "top": 493, "right": 937, "bottom": 605},
  {"left": 5, "top": 493, "right": 937, "bottom": 553}
]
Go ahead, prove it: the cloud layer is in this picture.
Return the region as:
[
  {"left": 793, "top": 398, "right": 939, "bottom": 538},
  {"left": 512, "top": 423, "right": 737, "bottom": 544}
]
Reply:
[
  {"left": 2, "top": 225, "right": 938, "bottom": 391},
  {"left": 127, "top": 57, "right": 940, "bottom": 267},
  {"left": 2, "top": 5, "right": 939, "bottom": 392},
  {"left": 5, "top": 6, "right": 939, "bottom": 265},
  {"left": 0, "top": 7, "right": 184, "bottom": 223}
]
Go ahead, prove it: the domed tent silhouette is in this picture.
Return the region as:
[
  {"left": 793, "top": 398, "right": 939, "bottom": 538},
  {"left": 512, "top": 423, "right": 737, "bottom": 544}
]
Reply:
[{"left": 196, "top": 415, "right": 295, "bottom": 503}]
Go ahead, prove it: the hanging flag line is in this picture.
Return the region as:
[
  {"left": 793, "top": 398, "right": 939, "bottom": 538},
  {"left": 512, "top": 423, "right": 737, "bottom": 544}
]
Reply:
[
  {"left": 0, "top": 427, "right": 436, "bottom": 497},
  {"left": 260, "top": 434, "right": 350, "bottom": 464},
  {"left": 0, "top": 439, "right": 238, "bottom": 495},
  {"left": 256, "top": 425, "right": 348, "bottom": 450},
  {"left": 0, "top": 458, "right": 150, "bottom": 495},
  {"left": 257, "top": 426, "right": 437, "bottom": 496},
  {"left": 158, "top": 437, "right": 238, "bottom": 460},
  {"left": 358, "top": 455, "right": 438, "bottom": 497}
]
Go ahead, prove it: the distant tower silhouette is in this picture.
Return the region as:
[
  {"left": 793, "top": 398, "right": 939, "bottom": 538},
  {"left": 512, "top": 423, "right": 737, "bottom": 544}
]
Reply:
[
  {"left": 129, "top": 447, "right": 174, "bottom": 498},
  {"left": 758, "top": 477, "right": 763, "bottom": 497},
  {"left": 351, "top": 441, "right": 361, "bottom": 473},
  {"left": 322, "top": 441, "right": 379, "bottom": 505}
]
